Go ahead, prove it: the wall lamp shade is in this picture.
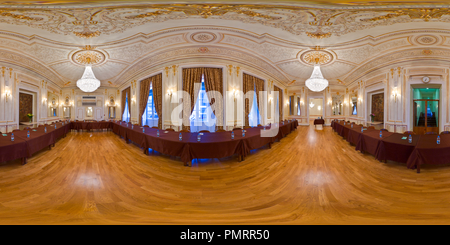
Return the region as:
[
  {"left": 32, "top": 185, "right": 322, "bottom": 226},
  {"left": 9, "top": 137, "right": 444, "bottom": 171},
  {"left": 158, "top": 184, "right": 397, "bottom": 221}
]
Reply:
[
  {"left": 305, "top": 64, "right": 329, "bottom": 92},
  {"left": 77, "top": 66, "right": 101, "bottom": 93}
]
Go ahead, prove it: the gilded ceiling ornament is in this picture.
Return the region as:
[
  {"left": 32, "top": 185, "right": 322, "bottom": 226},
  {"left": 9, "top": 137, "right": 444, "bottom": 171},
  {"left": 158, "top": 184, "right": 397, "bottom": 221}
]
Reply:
[
  {"left": 300, "top": 49, "right": 334, "bottom": 66},
  {"left": 0, "top": 10, "right": 42, "bottom": 21},
  {"left": 303, "top": 52, "right": 331, "bottom": 65},
  {"left": 75, "top": 51, "right": 102, "bottom": 65},
  {"left": 71, "top": 49, "right": 106, "bottom": 66},
  {"left": 306, "top": 31, "right": 332, "bottom": 39},
  {"left": 422, "top": 49, "right": 433, "bottom": 55},
  {"left": 0, "top": 4, "right": 449, "bottom": 39},
  {"left": 361, "top": 8, "right": 449, "bottom": 22},
  {"left": 73, "top": 29, "right": 101, "bottom": 39},
  {"left": 198, "top": 47, "right": 209, "bottom": 53}
]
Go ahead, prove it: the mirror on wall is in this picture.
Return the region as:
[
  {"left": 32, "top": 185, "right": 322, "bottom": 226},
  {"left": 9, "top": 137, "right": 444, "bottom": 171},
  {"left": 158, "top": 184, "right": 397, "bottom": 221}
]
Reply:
[
  {"left": 109, "top": 107, "right": 116, "bottom": 119},
  {"left": 86, "top": 107, "right": 93, "bottom": 117},
  {"left": 289, "top": 96, "right": 294, "bottom": 116},
  {"left": 351, "top": 97, "right": 357, "bottom": 115},
  {"left": 332, "top": 95, "right": 343, "bottom": 115},
  {"left": 63, "top": 106, "right": 71, "bottom": 118},
  {"left": 51, "top": 108, "right": 57, "bottom": 117}
]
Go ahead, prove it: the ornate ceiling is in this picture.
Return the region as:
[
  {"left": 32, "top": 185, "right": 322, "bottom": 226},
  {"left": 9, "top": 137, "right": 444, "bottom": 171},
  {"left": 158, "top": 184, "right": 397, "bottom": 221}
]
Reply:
[{"left": 0, "top": 1, "right": 449, "bottom": 89}]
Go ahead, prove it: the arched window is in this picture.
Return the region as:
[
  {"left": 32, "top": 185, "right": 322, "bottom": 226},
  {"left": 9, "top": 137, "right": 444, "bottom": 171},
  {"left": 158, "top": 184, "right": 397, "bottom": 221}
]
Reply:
[
  {"left": 142, "top": 84, "right": 159, "bottom": 127},
  {"left": 297, "top": 97, "right": 301, "bottom": 116},
  {"left": 190, "top": 75, "right": 216, "bottom": 132},
  {"left": 122, "top": 93, "right": 130, "bottom": 122}
]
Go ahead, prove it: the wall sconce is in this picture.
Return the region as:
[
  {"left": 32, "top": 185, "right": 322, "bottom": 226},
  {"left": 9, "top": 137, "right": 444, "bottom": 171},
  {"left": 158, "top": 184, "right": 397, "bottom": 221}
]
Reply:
[
  {"left": 300, "top": 100, "right": 304, "bottom": 105},
  {"left": 393, "top": 87, "right": 398, "bottom": 102},
  {"left": 42, "top": 98, "right": 47, "bottom": 105},
  {"left": 167, "top": 88, "right": 173, "bottom": 96},
  {"left": 318, "top": 106, "right": 322, "bottom": 111},
  {"left": 268, "top": 95, "right": 273, "bottom": 102},
  {"left": 4, "top": 89, "right": 11, "bottom": 103},
  {"left": 131, "top": 97, "right": 136, "bottom": 104}
]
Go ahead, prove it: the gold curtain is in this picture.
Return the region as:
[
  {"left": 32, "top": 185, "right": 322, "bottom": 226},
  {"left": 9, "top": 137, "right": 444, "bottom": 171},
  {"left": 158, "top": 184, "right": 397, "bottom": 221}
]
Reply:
[
  {"left": 243, "top": 74, "right": 253, "bottom": 127},
  {"left": 274, "top": 85, "right": 283, "bottom": 121},
  {"left": 203, "top": 68, "right": 224, "bottom": 130},
  {"left": 139, "top": 77, "right": 152, "bottom": 125},
  {"left": 121, "top": 87, "right": 130, "bottom": 121},
  {"left": 152, "top": 74, "right": 163, "bottom": 129},
  {"left": 182, "top": 68, "right": 203, "bottom": 130},
  {"left": 254, "top": 77, "right": 265, "bottom": 125},
  {"left": 243, "top": 74, "right": 265, "bottom": 126}
]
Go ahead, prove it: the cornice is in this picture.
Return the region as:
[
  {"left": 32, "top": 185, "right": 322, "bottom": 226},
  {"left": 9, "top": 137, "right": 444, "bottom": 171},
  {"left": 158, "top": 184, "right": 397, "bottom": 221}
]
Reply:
[{"left": 344, "top": 47, "right": 450, "bottom": 87}]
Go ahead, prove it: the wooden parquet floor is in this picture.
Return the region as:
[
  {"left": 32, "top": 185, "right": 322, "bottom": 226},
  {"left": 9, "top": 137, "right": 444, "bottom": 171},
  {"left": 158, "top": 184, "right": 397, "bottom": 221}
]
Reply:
[{"left": 2, "top": 123, "right": 450, "bottom": 225}]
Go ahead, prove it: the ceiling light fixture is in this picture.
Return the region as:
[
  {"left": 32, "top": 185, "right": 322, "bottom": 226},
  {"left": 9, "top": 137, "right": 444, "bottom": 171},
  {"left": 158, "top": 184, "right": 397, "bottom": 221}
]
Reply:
[
  {"left": 305, "top": 58, "right": 329, "bottom": 92},
  {"left": 77, "top": 65, "right": 101, "bottom": 93}
]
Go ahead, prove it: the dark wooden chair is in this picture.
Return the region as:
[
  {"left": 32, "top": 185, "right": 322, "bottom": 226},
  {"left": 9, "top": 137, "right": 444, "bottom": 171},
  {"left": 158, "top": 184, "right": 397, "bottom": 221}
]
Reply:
[
  {"left": 12, "top": 129, "right": 20, "bottom": 132},
  {"left": 257, "top": 124, "right": 262, "bottom": 127},
  {"left": 426, "top": 131, "right": 437, "bottom": 135},
  {"left": 199, "top": 130, "right": 210, "bottom": 133},
  {"left": 244, "top": 126, "right": 251, "bottom": 129},
  {"left": 368, "top": 126, "right": 375, "bottom": 130},
  {"left": 380, "top": 129, "right": 389, "bottom": 132},
  {"left": 232, "top": 128, "right": 242, "bottom": 131},
  {"left": 358, "top": 124, "right": 364, "bottom": 127},
  {"left": 216, "top": 129, "right": 226, "bottom": 133},
  {"left": 23, "top": 127, "right": 31, "bottom": 130},
  {"left": 165, "top": 128, "right": 175, "bottom": 132},
  {"left": 151, "top": 127, "right": 159, "bottom": 129},
  {"left": 441, "top": 131, "right": 450, "bottom": 135},
  {"left": 404, "top": 131, "right": 415, "bottom": 135},
  {"left": 144, "top": 125, "right": 150, "bottom": 128},
  {"left": 180, "top": 129, "right": 190, "bottom": 133}
]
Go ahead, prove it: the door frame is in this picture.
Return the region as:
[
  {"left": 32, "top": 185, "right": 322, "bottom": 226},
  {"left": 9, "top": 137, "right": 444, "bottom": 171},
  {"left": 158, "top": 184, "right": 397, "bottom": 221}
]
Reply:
[{"left": 413, "top": 99, "right": 440, "bottom": 134}]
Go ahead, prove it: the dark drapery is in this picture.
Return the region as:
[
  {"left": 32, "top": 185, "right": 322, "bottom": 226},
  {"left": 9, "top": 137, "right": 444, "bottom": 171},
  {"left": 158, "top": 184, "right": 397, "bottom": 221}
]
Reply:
[
  {"left": 274, "top": 85, "right": 283, "bottom": 121},
  {"left": 182, "top": 68, "right": 203, "bottom": 130},
  {"left": 139, "top": 77, "right": 152, "bottom": 125},
  {"left": 243, "top": 73, "right": 265, "bottom": 126},
  {"left": 152, "top": 74, "right": 163, "bottom": 129},
  {"left": 203, "top": 68, "right": 224, "bottom": 130}
]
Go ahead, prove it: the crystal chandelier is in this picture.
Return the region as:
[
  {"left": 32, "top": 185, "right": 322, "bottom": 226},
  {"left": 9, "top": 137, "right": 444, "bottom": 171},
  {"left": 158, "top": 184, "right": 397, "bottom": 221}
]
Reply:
[
  {"left": 77, "top": 66, "right": 101, "bottom": 93},
  {"left": 305, "top": 62, "right": 329, "bottom": 92}
]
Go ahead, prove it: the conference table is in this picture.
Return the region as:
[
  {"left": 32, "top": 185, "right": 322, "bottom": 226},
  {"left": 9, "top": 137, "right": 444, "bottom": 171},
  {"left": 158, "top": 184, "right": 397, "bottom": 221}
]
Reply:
[
  {"left": 0, "top": 121, "right": 70, "bottom": 165},
  {"left": 332, "top": 119, "right": 450, "bottom": 173},
  {"left": 0, "top": 120, "right": 298, "bottom": 167},
  {"left": 111, "top": 120, "right": 298, "bottom": 166},
  {"left": 314, "top": 119, "right": 325, "bottom": 128}
]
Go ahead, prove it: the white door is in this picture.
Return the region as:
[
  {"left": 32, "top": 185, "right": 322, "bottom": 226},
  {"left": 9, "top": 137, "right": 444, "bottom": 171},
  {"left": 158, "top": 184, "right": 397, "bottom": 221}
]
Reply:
[
  {"left": 77, "top": 108, "right": 84, "bottom": 120},
  {"left": 95, "top": 108, "right": 102, "bottom": 121}
]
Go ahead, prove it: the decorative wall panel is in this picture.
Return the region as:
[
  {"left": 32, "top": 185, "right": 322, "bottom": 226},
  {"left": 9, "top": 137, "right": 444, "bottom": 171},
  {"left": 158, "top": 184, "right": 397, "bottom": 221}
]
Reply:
[
  {"left": 19, "top": 93, "right": 33, "bottom": 122},
  {"left": 372, "top": 93, "right": 384, "bottom": 122}
]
